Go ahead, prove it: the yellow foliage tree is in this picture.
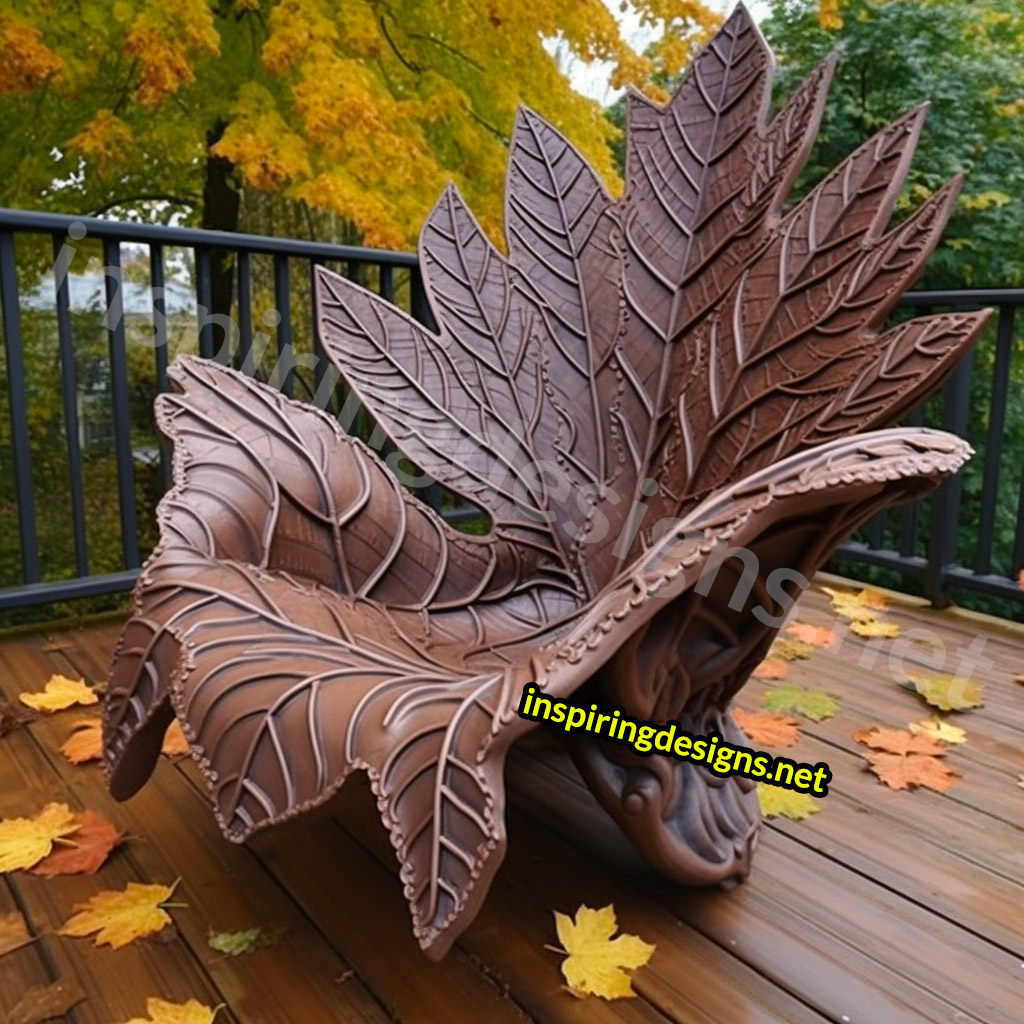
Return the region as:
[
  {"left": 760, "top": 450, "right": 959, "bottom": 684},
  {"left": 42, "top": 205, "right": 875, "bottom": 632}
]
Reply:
[{"left": 0, "top": 0, "right": 723, "bottom": 248}]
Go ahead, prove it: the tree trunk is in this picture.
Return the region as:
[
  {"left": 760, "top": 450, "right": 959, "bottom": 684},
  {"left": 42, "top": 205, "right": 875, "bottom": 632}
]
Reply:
[{"left": 201, "top": 119, "right": 240, "bottom": 359}]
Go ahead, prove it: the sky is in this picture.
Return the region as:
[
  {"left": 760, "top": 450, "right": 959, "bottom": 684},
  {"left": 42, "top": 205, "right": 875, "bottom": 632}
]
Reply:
[{"left": 560, "top": 0, "right": 771, "bottom": 105}]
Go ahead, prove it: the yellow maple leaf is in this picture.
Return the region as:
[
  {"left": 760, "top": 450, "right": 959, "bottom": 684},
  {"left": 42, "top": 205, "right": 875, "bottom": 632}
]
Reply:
[
  {"left": 552, "top": 904, "right": 655, "bottom": 999},
  {"left": 907, "top": 674, "right": 984, "bottom": 712},
  {"left": 117, "top": 997, "right": 221, "bottom": 1024},
  {"left": 768, "top": 637, "right": 813, "bottom": 661},
  {"left": 757, "top": 785, "right": 821, "bottom": 821},
  {"left": 0, "top": 802, "right": 79, "bottom": 872},
  {"left": 752, "top": 658, "right": 788, "bottom": 681},
  {"left": 850, "top": 618, "right": 900, "bottom": 639},
  {"left": 821, "top": 586, "right": 890, "bottom": 625},
  {"left": 60, "top": 880, "right": 179, "bottom": 948},
  {"left": 909, "top": 715, "right": 967, "bottom": 745},
  {"left": 19, "top": 675, "right": 98, "bottom": 713}
]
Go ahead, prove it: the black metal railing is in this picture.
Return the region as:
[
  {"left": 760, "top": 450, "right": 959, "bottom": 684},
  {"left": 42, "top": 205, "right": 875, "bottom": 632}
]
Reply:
[
  {"left": 837, "top": 290, "right": 1024, "bottom": 610},
  {"left": 0, "top": 208, "right": 428, "bottom": 610},
  {"left": 0, "top": 208, "right": 1022, "bottom": 615}
]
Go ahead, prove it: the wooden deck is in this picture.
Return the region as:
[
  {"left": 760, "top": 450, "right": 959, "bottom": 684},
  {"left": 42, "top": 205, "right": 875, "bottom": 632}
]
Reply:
[{"left": 1, "top": 580, "right": 1023, "bottom": 1024}]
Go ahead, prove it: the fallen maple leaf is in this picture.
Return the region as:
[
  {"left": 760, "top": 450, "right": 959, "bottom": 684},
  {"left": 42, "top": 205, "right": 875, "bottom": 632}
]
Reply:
[
  {"left": 18, "top": 675, "right": 97, "bottom": 713},
  {"left": 60, "top": 880, "right": 179, "bottom": 948},
  {"left": 162, "top": 720, "right": 191, "bottom": 757},
  {"left": 852, "top": 726, "right": 946, "bottom": 757},
  {"left": 909, "top": 715, "right": 967, "bottom": 745},
  {"left": 821, "top": 587, "right": 895, "bottom": 636},
  {"left": 752, "top": 658, "right": 788, "bottom": 681},
  {"left": 849, "top": 618, "right": 900, "bottom": 639},
  {"left": 40, "top": 640, "right": 75, "bottom": 653},
  {"left": 207, "top": 925, "right": 286, "bottom": 957},
  {"left": 732, "top": 708, "right": 800, "bottom": 748},
  {"left": 0, "top": 700, "right": 36, "bottom": 737},
  {"left": 756, "top": 785, "right": 821, "bottom": 821},
  {"left": 821, "top": 586, "right": 885, "bottom": 620},
  {"left": 552, "top": 904, "right": 655, "bottom": 999},
  {"left": 769, "top": 637, "right": 813, "bottom": 661},
  {"left": 0, "top": 803, "right": 79, "bottom": 873},
  {"left": 760, "top": 685, "right": 839, "bottom": 722},
  {"left": 116, "top": 997, "right": 221, "bottom": 1024},
  {"left": 8, "top": 977, "right": 86, "bottom": 1024},
  {"left": 785, "top": 622, "right": 837, "bottom": 648},
  {"left": 905, "top": 674, "right": 984, "bottom": 712},
  {"left": 208, "top": 926, "right": 262, "bottom": 957},
  {"left": 31, "top": 810, "right": 122, "bottom": 877},
  {"left": 0, "top": 910, "right": 33, "bottom": 956},
  {"left": 60, "top": 718, "right": 103, "bottom": 764},
  {"left": 864, "top": 752, "right": 960, "bottom": 792}
]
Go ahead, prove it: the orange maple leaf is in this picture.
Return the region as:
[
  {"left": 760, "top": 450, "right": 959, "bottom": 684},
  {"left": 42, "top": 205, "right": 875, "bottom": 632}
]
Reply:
[
  {"left": 61, "top": 718, "right": 103, "bottom": 764},
  {"left": 785, "top": 622, "right": 837, "bottom": 648},
  {"left": 30, "top": 811, "right": 122, "bottom": 877},
  {"left": 0, "top": 910, "right": 33, "bottom": 956},
  {"left": 864, "top": 752, "right": 960, "bottom": 792},
  {"left": 162, "top": 720, "right": 191, "bottom": 757},
  {"left": 852, "top": 726, "right": 947, "bottom": 757},
  {"left": 732, "top": 708, "right": 800, "bottom": 748},
  {"left": 752, "top": 658, "right": 788, "bottom": 681}
]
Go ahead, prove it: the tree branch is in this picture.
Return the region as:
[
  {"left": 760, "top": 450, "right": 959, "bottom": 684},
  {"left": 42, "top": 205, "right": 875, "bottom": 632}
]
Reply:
[
  {"left": 379, "top": 14, "right": 422, "bottom": 73},
  {"left": 406, "top": 32, "right": 484, "bottom": 72},
  {"left": 89, "top": 193, "right": 198, "bottom": 217},
  {"left": 468, "top": 107, "right": 508, "bottom": 143}
]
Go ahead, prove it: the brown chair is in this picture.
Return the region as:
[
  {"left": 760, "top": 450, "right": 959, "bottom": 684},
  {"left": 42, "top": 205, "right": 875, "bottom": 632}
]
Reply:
[{"left": 103, "top": 3, "right": 987, "bottom": 959}]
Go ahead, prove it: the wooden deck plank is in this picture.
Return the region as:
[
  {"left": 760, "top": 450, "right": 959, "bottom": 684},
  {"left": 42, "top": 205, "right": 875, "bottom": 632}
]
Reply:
[
  {"left": 329, "top": 779, "right": 677, "bottom": 1024},
  {"left": 330, "top": 774, "right": 830, "bottom": 1024},
  {"left": 248, "top": 810, "right": 536, "bottom": 1024},
  {"left": 0, "top": 628, "right": 391, "bottom": 1024},
  {"left": 507, "top": 746, "right": 1021, "bottom": 1024},
  {"left": 0, "top": 699, "right": 234, "bottom": 1024},
  {"left": 1, "top": 581, "right": 1023, "bottom": 1023}
]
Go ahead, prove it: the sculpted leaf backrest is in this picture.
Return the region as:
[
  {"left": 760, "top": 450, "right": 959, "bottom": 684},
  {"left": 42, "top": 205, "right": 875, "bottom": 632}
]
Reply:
[{"left": 103, "top": 4, "right": 986, "bottom": 958}]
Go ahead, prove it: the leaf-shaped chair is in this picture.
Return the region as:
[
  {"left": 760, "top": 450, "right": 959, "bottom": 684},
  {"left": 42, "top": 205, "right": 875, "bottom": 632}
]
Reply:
[{"left": 103, "top": 3, "right": 987, "bottom": 959}]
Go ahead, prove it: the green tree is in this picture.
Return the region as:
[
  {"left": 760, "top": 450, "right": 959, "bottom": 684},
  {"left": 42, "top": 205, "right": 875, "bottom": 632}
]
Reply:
[{"left": 762, "top": 0, "right": 1024, "bottom": 289}]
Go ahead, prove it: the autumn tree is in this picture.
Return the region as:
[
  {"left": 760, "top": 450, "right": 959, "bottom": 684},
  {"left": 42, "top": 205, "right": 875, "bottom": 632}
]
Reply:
[{"left": 0, "top": 0, "right": 722, "bottom": 248}]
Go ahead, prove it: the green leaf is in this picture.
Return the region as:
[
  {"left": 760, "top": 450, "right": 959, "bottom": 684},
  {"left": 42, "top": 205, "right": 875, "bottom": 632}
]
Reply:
[
  {"left": 760, "top": 685, "right": 839, "bottom": 722},
  {"left": 207, "top": 927, "right": 265, "bottom": 957}
]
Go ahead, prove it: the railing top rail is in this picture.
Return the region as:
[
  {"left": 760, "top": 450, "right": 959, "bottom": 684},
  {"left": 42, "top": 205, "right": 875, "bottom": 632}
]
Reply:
[
  {"left": 0, "top": 207, "right": 419, "bottom": 267},
  {"left": 897, "top": 288, "right": 1024, "bottom": 306}
]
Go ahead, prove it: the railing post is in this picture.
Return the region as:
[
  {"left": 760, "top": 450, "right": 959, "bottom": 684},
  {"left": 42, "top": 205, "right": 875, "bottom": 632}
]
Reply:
[
  {"left": 974, "top": 304, "right": 1015, "bottom": 575},
  {"left": 0, "top": 230, "right": 39, "bottom": 583},
  {"left": 53, "top": 232, "right": 89, "bottom": 576},
  {"left": 195, "top": 246, "right": 214, "bottom": 359},
  {"left": 101, "top": 238, "right": 140, "bottom": 570},
  {"left": 924, "top": 347, "right": 974, "bottom": 607}
]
